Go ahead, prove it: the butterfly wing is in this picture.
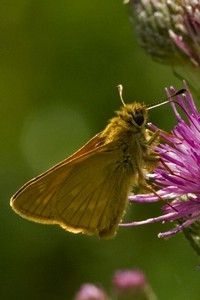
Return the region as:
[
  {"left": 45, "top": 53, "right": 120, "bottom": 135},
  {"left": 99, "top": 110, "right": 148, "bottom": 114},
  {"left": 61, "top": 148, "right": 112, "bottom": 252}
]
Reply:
[{"left": 11, "top": 137, "right": 132, "bottom": 238}]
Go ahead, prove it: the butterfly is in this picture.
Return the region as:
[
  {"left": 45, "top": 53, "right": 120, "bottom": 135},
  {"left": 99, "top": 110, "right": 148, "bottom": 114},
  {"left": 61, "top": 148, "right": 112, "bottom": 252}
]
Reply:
[{"left": 10, "top": 86, "right": 185, "bottom": 238}]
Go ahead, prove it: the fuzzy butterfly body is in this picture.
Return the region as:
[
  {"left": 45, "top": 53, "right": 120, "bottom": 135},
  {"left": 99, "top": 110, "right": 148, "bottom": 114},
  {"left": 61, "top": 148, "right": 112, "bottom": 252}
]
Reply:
[{"left": 10, "top": 101, "right": 159, "bottom": 238}]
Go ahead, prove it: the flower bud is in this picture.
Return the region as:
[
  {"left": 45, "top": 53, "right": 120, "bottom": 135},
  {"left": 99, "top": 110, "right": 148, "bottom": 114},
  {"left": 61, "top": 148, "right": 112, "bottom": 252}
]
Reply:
[
  {"left": 112, "top": 269, "right": 157, "bottom": 300},
  {"left": 127, "top": 1, "right": 200, "bottom": 89},
  {"left": 74, "top": 283, "right": 108, "bottom": 300}
]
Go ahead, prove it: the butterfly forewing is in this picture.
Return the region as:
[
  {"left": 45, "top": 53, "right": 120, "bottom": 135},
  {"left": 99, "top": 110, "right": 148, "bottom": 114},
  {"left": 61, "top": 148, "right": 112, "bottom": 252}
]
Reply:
[{"left": 11, "top": 140, "right": 132, "bottom": 238}]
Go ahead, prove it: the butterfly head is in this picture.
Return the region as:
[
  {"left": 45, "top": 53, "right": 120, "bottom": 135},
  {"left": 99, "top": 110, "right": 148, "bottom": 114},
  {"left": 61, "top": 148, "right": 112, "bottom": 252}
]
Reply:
[{"left": 118, "top": 103, "right": 148, "bottom": 129}]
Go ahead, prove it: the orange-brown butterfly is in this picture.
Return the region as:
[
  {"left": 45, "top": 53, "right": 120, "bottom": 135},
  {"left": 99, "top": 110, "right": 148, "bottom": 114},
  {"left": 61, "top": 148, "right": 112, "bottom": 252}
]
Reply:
[{"left": 10, "top": 86, "right": 185, "bottom": 238}]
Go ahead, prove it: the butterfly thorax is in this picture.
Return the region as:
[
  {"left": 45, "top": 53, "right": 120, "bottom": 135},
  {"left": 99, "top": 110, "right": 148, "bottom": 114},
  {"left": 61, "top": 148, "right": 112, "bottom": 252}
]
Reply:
[{"left": 99, "top": 102, "right": 153, "bottom": 175}]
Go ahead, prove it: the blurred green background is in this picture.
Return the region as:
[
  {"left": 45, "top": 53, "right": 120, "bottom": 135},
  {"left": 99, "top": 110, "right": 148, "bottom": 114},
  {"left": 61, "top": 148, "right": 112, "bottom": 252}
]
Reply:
[{"left": 1, "top": 1, "right": 199, "bottom": 299}]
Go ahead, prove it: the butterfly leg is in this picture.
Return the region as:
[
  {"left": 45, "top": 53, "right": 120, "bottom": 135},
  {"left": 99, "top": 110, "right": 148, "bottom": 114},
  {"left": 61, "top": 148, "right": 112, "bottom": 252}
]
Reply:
[
  {"left": 146, "top": 129, "right": 160, "bottom": 146},
  {"left": 142, "top": 130, "right": 160, "bottom": 171},
  {"left": 135, "top": 169, "right": 163, "bottom": 200}
]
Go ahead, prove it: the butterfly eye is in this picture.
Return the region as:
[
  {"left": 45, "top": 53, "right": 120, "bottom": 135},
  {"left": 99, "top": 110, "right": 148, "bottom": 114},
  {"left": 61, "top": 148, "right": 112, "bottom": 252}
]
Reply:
[{"left": 132, "top": 110, "right": 144, "bottom": 126}]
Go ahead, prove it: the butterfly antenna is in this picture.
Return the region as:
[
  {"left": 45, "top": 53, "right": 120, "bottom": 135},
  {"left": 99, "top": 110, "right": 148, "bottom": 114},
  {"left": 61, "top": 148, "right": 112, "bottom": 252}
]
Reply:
[
  {"left": 147, "top": 88, "right": 187, "bottom": 110},
  {"left": 117, "top": 84, "right": 126, "bottom": 106}
]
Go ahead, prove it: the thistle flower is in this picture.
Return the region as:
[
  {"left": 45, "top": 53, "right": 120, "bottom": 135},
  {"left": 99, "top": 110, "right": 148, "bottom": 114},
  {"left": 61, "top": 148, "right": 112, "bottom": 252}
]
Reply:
[
  {"left": 121, "top": 83, "right": 200, "bottom": 253},
  {"left": 127, "top": 0, "right": 200, "bottom": 88}
]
